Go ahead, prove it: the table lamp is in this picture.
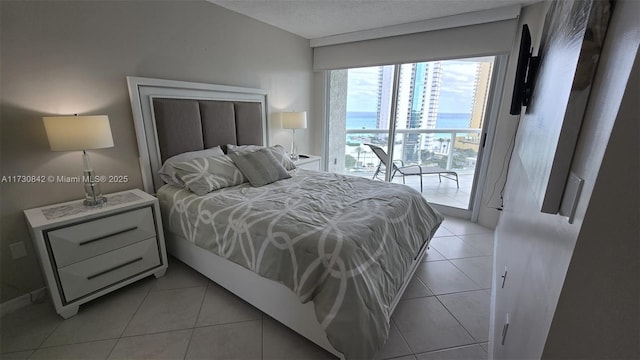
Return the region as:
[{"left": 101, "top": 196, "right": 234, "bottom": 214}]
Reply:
[
  {"left": 43, "top": 115, "right": 114, "bottom": 206},
  {"left": 281, "top": 111, "right": 307, "bottom": 161}
]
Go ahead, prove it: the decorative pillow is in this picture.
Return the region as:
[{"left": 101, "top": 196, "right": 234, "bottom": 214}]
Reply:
[
  {"left": 226, "top": 144, "right": 262, "bottom": 153},
  {"left": 159, "top": 146, "right": 225, "bottom": 187},
  {"left": 228, "top": 148, "right": 291, "bottom": 187},
  {"left": 227, "top": 144, "right": 296, "bottom": 171},
  {"left": 172, "top": 155, "right": 247, "bottom": 195}
]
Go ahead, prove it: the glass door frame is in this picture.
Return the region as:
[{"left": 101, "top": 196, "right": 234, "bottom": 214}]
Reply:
[{"left": 322, "top": 55, "right": 509, "bottom": 220}]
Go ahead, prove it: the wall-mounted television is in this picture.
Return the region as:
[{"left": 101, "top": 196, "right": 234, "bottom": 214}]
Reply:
[{"left": 510, "top": 24, "right": 540, "bottom": 115}]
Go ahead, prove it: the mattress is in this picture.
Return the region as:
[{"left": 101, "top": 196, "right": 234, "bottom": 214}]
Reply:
[{"left": 157, "top": 169, "right": 443, "bottom": 358}]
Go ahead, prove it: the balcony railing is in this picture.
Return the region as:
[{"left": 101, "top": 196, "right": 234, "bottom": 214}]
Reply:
[{"left": 345, "top": 128, "right": 482, "bottom": 173}]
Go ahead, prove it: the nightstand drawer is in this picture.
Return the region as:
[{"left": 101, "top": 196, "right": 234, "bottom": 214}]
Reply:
[
  {"left": 58, "top": 237, "right": 161, "bottom": 303},
  {"left": 47, "top": 207, "right": 156, "bottom": 268}
]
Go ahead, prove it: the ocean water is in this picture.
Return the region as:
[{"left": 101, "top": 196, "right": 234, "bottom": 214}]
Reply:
[
  {"left": 346, "top": 112, "right": 378, "bottom": 129},
  {"left": 346, "top": 112, "right": 471, "bottom": 129}
]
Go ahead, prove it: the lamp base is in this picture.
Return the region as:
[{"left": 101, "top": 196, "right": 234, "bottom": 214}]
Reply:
[
  {"left": 83, "top": 167, "right": 106, "bottom": 207},
  {"left": 84, "top": 196, "right": 107, "bottom": 207}
]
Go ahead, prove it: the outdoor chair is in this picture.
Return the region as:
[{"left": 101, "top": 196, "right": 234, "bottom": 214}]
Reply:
[{"left": 365, "top": 143, "right": 459, "bottom": 192}]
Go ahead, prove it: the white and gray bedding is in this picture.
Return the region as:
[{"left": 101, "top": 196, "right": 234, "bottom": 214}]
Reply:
[{"left": 157, "top": 169, "right": 443, "bottom": 359}]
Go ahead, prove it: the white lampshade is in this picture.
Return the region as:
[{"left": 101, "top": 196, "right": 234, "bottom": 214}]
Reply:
[
  {"left": 281, "top": 112, "right": 308, "bottom": 129},
  {"left": 43, "top": 115, "right": 114, "bottom": 151}
]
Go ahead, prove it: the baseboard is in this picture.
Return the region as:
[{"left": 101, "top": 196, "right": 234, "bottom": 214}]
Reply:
[{"left": 0, "top": 288, "right": 47, "bottom": 317}]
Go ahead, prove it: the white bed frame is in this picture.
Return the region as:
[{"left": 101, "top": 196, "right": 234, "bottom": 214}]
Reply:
[{"left": 127, "top": 76, "right": 429, "bottom": 359}]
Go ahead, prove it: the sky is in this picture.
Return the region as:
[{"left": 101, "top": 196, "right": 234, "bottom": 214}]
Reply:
[{"left": 345, "top": 60, "right": 481, "bottom": 114}]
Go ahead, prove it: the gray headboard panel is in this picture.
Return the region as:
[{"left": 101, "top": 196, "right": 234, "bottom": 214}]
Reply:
[
  {"left": 127, "top": 76, "right": 268, "bottom": 193},
  {"left": 152, "top": 98, "right": 205, "bottom": 162}
]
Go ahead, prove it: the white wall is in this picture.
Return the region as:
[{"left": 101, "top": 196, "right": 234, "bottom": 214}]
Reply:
[
  {"left": 476, "top": 2, "right": 548, "bottom": 228},
  {"left": 0, "top": 0, "right": 313, "bottom": 303},
  {"left": 491, "top": 0, "right": 640, "bottom": 358}
]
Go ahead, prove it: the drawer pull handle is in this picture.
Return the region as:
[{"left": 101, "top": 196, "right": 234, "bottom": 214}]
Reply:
[
  {"left": 87, "top": 257, "right": 144, "bottom": 280},
  {"left": 78, "top": 226, "right": 138, "bottom": 246},
  {"left": 501, "top": 322, "right": 509, "bottom": 345}
]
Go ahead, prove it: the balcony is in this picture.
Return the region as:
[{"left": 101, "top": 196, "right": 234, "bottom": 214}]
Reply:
[{"left": 343, "top": 128, "right": 481, "bottom": 209}]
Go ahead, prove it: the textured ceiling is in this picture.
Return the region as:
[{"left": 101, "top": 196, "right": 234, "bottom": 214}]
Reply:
[{"left": 207, "top": 0, "right": 542, "bottom": 39}]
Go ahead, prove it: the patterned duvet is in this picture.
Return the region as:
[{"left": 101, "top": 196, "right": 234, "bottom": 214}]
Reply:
[{"left": 157, "top": 169, "right": 443, "bottom": 359}]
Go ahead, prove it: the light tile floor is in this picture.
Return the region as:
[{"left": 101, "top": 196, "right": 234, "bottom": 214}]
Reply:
[{"left": 1, "top": 217, "right": 494, "bottom": 360}]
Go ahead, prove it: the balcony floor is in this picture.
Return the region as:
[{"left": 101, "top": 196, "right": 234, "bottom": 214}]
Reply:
[{"left": 346, "top": 169, "right": 475, "bottom": 210}]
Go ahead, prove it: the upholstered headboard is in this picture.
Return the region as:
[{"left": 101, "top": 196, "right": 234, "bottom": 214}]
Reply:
[{"left": 127, "top": 76, "right": 268, "bottom": 193}]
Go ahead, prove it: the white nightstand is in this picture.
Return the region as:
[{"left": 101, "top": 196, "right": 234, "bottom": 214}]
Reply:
[
  {"left": 24, "top": 189, "right": 168, "bottom": 319},
  {"left": 294, "top": 155, "right": 321, "bottom": 171}
]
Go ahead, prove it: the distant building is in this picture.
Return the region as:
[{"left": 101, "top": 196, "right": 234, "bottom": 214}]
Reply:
[
  {"left": 393, "top": 62, "right": 442, "bottom": 162},
  {"left": 456, "top": 61, "right": 493, "bottom": 152}
]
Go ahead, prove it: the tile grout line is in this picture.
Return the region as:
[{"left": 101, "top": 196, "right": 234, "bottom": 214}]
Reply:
[
  {"left": 412, "top": 342, "right": 489, "bottom": 357},
  {"left": 426, "top": 254, "right": 491, "bottom": 344},
  {"left": 388, "top": 316, "right": 415, "bottom": 359},
  {"left": 30, "top": 296, "right": 64, "bottom": 354},
  {"left": 432, "top": 294, "right": 478, "bottom": 348},
  {"left": 178, "top": 282, "right": 211, "bottom": 359},
  {"left": 182, "top": 328, "right": 196, "bottom": 360},
  {"left": 448, "top": 256, "right": 493, "bottom": 289},
  {"left": 260, "top": 313, "right": 264, "bottom": 360},
  {"left": 113, "top": 282, "right": 155, "bottom": 344},
  {"left": 31, "top": 283, "right": 156, "bottom": 357}
]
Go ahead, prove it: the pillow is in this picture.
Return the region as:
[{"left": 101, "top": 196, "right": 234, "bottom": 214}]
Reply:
[
  {"left": 226, "top": 144, "right": 262, "bottom": 153},
  {"left": 227, "top": 144, "right": 296, "bottom": 171},
  {"left": 228, "top": 148, "right": 291, "bottom": 187},
  {"left": 159, "top": 146, "right": 225, "bottom": 187},
  {"left": 171, "top": 155, "right": 247, "bottom": 195}
]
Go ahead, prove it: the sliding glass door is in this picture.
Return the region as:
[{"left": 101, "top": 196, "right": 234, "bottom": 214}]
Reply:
[{"left": 326, "top": 56, "right": 498, "bottom": 215}]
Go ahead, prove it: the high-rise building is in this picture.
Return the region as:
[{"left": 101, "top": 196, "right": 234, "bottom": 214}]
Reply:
[
  {"left": 456, "top": 61, "right": 493, "bottom": 152},
  {"left": 393, "top": 61, "right": 442, "bottom": 162},
  {"left": 377, "top": 66, "right": 393, "bottom": 130}
]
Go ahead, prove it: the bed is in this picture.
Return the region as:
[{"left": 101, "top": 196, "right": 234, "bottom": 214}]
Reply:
[{"left": 127, "top": 76, "right": 444, "bottom": 359}]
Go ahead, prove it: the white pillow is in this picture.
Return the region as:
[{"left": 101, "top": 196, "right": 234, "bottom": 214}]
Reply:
[
  {"left": 227, "top": 144, "right": 296, "bottom": 171},
  {"left": 172, "top": 155, "right": 247, "bottom": 195},
  {"left": 159, "top": 146, "right": 225, "bottom": 187}
]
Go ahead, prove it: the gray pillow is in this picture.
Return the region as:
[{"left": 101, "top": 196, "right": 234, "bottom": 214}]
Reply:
[
  {"left": 227, "top": 144, "right": 297, "bottom": 171},
  {"left": 172, "top": 155, "right": 247, "bottom": 195},
  {"left": 159, "top": 146, "right": 225, "bottom": 187},
  {"left": 228, "top": 148, "right": 291, "bottom": 187}
]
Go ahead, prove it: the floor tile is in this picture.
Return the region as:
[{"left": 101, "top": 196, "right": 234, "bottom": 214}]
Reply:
[
  {"left": 429, "top": 236, "right": 490, "bottom": 259},
  {"left": 441, "top": 218, "right": 492, "bottom": 235},
  {"left": 28, "top": 339, "right": 116, "bottom": 360},
  {"left": 392, "top": 297, "right": 474, "bottom": 354},
  {"left": 196, "top": 284, "right": 261, "bottom": 327},
  {"left": 375, "top": 321, "right": 412, "bottom": 360},
  {"left": 185, "top": 321, "right": 262, "bottom": 360},
  {"left": 385, "top": 356, "right": 417, "bottom": 360},
  {"left": 123, "top": 286, "right": 206, "bottom": 336},
  {"left": 457, "top": 233, "right": 494, "bottom": 256},
  {"left": 416, "top": 344, "right": 487, "bottom": 359},
  {"left": 108, "top": 329, "right": 192, "bottom": 360},
  {"left": 42, "top": 281, "right": 151, "bottom": 347},
  {"left": 0, "top": 300, "right": 61, "bottom": 353},
  {"left": 401, "top": 276, "right": 433, "bottom": 300},
  {"left": 152, "top": 257, "right": 210, "bottom": 291},
  {"left": 438, "top": 290, "right": 491, "bottom": 342},
  {"left": 433, "top": 226, "right": 454, "bottom": 238},
  {"left": 1, "top": 217, "right": 493, "bottom": 360},
  {"left": 0, "top": 350, "right": 33, "bottom": 359},
  {"left": 450, "top": 256, "right": 493, "bottom": 289},
  {"left": 416, "top": 261, "right": 481, "bottom": 295},
  {"left": 423, "top": 247, "right": 446, "bottom": 262},
  {"left": 262, "top": 317, "right": 335, "bottom": 360}
]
